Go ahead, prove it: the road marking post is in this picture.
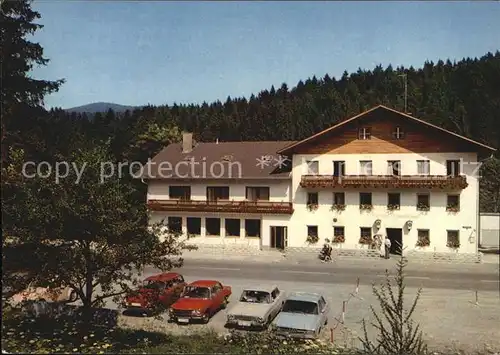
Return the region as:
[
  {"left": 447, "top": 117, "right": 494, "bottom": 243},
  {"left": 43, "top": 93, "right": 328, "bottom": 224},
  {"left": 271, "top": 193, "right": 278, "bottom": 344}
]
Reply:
[
  {"left": 350, "top": 277, "right": 364, "bottom": 300},
  {"left": 468, "top": 290, "right": 480, "bottom": 306},
  {"left": 341, "top": 301, "right": 346, "bottom": 323}
]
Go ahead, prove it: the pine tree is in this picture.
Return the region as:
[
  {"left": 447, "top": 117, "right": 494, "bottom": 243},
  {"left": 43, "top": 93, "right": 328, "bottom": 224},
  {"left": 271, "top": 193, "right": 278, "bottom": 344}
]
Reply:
[{"left": 1, "top": 0, "right": 64, "bottom": 160}]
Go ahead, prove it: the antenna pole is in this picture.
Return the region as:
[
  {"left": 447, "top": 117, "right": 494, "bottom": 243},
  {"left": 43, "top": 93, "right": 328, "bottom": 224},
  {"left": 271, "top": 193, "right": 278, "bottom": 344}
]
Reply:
[{"left": 399, "top": 74, "right": 408, "bottom": 113}]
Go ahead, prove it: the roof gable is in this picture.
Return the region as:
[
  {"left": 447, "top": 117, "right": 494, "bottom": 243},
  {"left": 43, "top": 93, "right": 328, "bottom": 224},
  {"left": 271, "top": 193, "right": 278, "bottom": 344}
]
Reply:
[{"left": 277, "top": 105, "right": 496, "bottom": 155}]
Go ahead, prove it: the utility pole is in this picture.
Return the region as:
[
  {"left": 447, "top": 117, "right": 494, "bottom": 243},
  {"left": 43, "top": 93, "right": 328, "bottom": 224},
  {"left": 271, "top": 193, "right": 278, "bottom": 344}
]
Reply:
[{"left": 399, "top": 73, "right": 408, "bottom": 113}]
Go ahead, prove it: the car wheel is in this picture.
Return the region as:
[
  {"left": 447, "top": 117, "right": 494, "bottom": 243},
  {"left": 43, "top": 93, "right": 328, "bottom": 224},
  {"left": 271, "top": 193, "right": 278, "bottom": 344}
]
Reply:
[{"left": 201, "top": 312, "right": 210, "bottom": 324}]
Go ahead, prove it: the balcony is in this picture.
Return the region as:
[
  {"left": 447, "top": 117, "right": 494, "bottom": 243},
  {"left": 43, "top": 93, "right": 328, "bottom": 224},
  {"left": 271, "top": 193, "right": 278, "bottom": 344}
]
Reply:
[
  {"left": 147, "top": 199, "right": 294, "bottom": 214},
  {"left": 300, "top": 175, "right": 468, "bottom": 190}
]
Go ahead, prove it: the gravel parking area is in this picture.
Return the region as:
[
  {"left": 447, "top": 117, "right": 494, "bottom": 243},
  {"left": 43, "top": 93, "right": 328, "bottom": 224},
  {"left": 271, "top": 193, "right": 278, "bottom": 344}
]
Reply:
[{"left": 115, "top": 277, "right": 500, "bottom": 352}]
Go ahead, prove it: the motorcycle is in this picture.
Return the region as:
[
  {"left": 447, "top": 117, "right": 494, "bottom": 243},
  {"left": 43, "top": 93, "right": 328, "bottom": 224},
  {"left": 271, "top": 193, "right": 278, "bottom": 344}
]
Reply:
[{"left": 318, "top": 241, "right": 333, "bottom": 262}]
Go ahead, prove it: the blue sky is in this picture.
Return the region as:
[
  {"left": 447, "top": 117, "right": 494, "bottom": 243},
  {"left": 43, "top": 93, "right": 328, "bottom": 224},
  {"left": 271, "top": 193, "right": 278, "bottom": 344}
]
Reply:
[{"left": 31, "top": 1, "right": 500, "bottom": 109}]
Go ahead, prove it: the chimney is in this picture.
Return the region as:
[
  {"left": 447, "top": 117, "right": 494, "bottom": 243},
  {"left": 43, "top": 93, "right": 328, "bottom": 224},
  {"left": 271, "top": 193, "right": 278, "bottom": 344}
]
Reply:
[{"left": 182, "top": 132, "right": 193, "bottom": 153}]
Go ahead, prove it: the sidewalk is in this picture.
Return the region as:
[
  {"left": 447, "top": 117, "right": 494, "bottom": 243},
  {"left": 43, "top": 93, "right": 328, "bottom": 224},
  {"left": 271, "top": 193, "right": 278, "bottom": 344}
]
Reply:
[{"left": 180, "top": 249, "right": 499, "bottom": 274}]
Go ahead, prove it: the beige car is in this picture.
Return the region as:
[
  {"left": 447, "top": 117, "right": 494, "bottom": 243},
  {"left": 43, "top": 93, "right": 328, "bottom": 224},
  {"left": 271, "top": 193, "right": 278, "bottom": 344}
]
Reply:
[{"left": 8, "top": 283, "right": 78, "bottom": 308}]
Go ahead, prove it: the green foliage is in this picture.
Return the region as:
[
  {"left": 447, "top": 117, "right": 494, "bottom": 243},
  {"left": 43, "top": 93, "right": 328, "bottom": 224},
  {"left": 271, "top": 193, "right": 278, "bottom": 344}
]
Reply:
[
  {"left": 1, "top": 0, "right": 64, "bottom": 161},
  {"left": 360, "top": 253, "right": 427, "bottom": 355},
  {"left": 2, "top": 142, "right": 193, "bottom": 310},
  {"left": 1, "top": 306, "right": 170, "bottom": 354}
]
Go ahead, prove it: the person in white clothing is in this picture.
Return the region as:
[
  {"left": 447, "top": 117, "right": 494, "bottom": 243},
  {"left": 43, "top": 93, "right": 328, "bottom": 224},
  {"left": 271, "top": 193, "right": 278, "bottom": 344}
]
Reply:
[{"left": 384, "top": 237, "right": 392, "bottom": 259}]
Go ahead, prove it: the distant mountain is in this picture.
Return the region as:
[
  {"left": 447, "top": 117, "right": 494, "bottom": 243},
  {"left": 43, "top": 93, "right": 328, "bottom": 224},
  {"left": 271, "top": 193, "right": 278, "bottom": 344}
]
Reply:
[{"left": 65, "top": 102, "right": 139, "bottom": 114}]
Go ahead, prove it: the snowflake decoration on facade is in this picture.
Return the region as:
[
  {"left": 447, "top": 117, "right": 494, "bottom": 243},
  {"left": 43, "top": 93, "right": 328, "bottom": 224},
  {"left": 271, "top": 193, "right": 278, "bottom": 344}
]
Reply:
[
  {"left": 273, "top": 155, "right": 290, "bottom": 169},
  {"left": 256, "top": 155, "right": 274, "bottom": 169}
]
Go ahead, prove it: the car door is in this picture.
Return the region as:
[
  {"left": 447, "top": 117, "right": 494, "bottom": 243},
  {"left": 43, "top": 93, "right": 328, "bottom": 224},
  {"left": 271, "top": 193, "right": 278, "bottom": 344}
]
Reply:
[
  {"left": 210, "top": 283, "right": 223, "bottom": 313},
  {"left": 171, "top": 276, "right": 185, "bottom": 302},
  {"left": 157, "top": 282, "right": 170, "bottom": 306},
  {"left": 270, "top": 288, "right": 281, "bottom": 318},
  {"left": 318, "top": 296, "right": 329, "bottom": 326}
]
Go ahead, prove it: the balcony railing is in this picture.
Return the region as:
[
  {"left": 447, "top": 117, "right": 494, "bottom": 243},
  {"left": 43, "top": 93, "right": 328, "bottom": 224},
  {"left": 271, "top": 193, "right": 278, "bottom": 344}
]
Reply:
[
  {"left": 147, "top": 199, "right": 294, "bottom": 214},
  {"left": 300, "top": 175, "right": 468, "bottom": 189}
]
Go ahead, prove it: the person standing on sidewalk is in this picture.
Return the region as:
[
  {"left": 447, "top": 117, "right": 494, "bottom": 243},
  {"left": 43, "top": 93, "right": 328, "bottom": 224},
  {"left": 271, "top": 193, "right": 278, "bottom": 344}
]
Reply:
[{"left": 384, "top": 236, "right": 392, "bottom": 259}]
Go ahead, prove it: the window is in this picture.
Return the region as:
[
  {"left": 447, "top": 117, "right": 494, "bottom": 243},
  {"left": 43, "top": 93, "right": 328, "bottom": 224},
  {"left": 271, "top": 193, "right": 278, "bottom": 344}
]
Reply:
[
  {"left": 360, "top": 227, "right": 372, "bottom": 238},
  {"left": 446, "top": 194, "right": 460, "bottom": 211},
  {"left": 334, "top": 226, "right": 345, "bottom": 237},
  {"left": 392, "top": 126, "right": 405, "bottom": 140},
  {"left": 417, "top": 229, "right": 430, "bottom": 247},
  {"left": 359, "top": 192, "right": 372, "bottom": 206},
  {"left": 333, "top": 161, "right": 345, "bottom": 177},
  {"left": 271, "top": 287, "right": 281, "bottom": 300},
  {"left": 416, "top": 193, "right": 430, "bottom": 211},
  {"left": 206, "top": 186, "right": 229, "bottom": 201},
  {"left": 307, "top": 192, "right": 318, "bottom": 205},
  {"left": 387, "top": 193, "right": 401, "bottom": 209},
  {"left": 333, "top": 192, "right": 345, "bottom": 205},
  {"left": 359, "top": 227, "right": 372, "bottom": 244},
  {"left": 167, "top": 217, "right": 182, "bottom": 233},
  {"left": 358, "top": 127, "right": 371, "bottom": 140},
  {"left": 307, "top": 225, "right": 318, "bottom": 237},
  {"left": 225, "top": 219, "right": 240, "bottom": 237},
  {"left": 446, "top": 160, "right": 461, "bottom": 176},
  {"left": 306, "top": 160, "right": 319, "bottom": 175},
  {"left": 186, "top": 217, "right": 201, "bottom": 235},
  {"left": 246, "top": 186, "right": 270, "bottom": 201},
  {"left": 318, "top": 297, "right": 326, "bottom": 312},
  {"left": 360, "top": 160, "right": 373, "bottom": 175},
  {"left": 212, "top": 283, "right": 222, "bottom": 294},
  {"left": 245, "top": 219, "right": 260, "bottom": 238},
  {"left": 387, "top": 160, "right": 401, "bottom": 176},
  {"left": 206, "top": 218, "right": 221, "bottom": 236},
  {"left": 417, "top": 160, "right": 430, "bottom": 175},
  {"left": 447, "top": 230, "right": 460, "bottom": 248},
  {"left": 169, "top": 186, "right": 191, "bottom": 200}
]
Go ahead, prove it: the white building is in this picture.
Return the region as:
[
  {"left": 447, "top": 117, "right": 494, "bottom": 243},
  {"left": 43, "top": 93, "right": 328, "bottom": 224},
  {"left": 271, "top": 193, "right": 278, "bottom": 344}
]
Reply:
[{"left": 144, "top": 105, "right": 496, "bottom": 257}]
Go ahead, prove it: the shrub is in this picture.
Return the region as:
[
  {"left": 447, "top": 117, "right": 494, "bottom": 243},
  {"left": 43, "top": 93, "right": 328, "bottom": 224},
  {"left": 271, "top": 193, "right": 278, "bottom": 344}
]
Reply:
[{"left": 360, "top": 252, "right": 427, "bottom": 355}]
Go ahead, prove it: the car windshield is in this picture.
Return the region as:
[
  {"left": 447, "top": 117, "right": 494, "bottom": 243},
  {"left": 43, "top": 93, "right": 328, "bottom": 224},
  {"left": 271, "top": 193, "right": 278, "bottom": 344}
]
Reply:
[
  {"left": 143, "top": 281, "right": 166, "bottom": 290},
  {"left": 240, "top": 290, "right": 271, "bottom": 304},
  {"left": 282, "top": 300, "right": 319, "bottom": 315},
  {"left": 182, "top": 286, "right": 210, "bottom": 299}
]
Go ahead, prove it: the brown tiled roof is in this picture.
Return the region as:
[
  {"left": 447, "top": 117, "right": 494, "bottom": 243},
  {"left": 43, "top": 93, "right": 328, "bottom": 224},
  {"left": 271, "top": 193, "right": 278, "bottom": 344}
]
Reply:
[{"left": 142, "top": 141, "right": 296, "bottom": 180}]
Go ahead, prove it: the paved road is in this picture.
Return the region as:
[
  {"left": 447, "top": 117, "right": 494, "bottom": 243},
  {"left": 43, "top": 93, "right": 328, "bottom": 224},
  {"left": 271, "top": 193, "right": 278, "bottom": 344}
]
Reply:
[
  {"left": 118, "top": 259, "right": 500, "bottom": 352},
  {"left": 144, "top": 258, "right": 500, "bottom": 291}
]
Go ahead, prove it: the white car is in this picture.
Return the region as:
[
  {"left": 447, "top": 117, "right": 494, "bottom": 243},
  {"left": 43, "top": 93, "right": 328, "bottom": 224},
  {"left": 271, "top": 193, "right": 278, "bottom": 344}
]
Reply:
[{"left": 226, "top": 285, "right": 285, "bottom": 328}]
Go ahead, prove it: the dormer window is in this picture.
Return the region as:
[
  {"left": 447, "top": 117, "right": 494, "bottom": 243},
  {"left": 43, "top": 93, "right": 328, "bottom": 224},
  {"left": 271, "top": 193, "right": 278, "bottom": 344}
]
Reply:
[
  {"left": 392, "top": 126, "right": 405, "bottom": 139},
  {"left": 358, "top": 127, "right": 371, "bottom": 140}
]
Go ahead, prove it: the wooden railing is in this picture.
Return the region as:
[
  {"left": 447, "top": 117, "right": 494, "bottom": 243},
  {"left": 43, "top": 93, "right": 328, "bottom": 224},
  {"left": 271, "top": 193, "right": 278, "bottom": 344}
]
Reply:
[
  {"left": 300, "top": 174, "right": 468, "bottom": 189},
  {"left": 147, "top": 199, "right": 294, "bottom": 214}
]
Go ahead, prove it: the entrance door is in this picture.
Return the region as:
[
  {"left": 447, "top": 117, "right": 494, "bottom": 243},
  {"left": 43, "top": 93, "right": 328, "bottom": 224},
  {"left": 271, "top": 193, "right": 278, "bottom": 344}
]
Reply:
[
  {"left": 270, "top": 226, "right": 287, "bottom": 250},
  {"left": 385, "top": 228, "right": 403, "bottom": 255}
]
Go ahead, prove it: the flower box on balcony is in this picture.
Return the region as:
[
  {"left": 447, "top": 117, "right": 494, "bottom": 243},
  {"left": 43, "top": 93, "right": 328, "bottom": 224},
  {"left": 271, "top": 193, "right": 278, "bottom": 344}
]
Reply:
[
  {"left": 330, "top": 204, "right": 346, "bottom": 212},
  {"left": 417, "top": 203, "right": 430, "bottom": 212},
  {"left": 446, "top": 205, "right": 460, "bottom": 213},
  {"left": 306, "top": 203, "right": 319, "bottom": 212},
  {"left": 416, "top": 237, "right": 430, "bottom": 247},
  {"left": 306, "top": 235, "right": 319, "bottom": 244},
  {"left": 358, "top": 236, "right": 372, "bottom": 245},
  {"left": 446, "top": 240, "right": 460, "bottom": 248},
  {"left": 333, "top": 235, "right": 345, "bottom": 243},
  {"left": 387, "top": 204, "right": 400, "bottom": 211},
  {"left": 359, "top": 204, "right": 373, "bottom": 211}
]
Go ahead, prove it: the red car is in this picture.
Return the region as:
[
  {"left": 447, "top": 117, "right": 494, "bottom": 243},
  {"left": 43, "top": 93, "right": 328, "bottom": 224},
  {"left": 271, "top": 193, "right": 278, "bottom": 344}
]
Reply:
[
  {"left": 124, "top": 272, "right": 186, "bottom": 315},
  {"left": 169, "top": 280, "right": 232, "bottom": 324}
]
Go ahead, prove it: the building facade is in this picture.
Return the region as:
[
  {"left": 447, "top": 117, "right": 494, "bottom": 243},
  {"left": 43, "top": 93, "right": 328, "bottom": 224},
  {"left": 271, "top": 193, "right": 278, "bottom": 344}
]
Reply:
[{"left": 144, "top": 105, "right": 496, "bottom": 256}]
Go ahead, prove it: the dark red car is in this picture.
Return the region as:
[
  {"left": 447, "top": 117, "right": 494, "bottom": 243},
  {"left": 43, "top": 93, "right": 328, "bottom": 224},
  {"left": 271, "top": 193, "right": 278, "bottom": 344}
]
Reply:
[
  {"left": 124, "top": 272, "right": 186, "bottom": 315},
  {"left": 169, "top": 280, "right": 232, "bottom": 324}
]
